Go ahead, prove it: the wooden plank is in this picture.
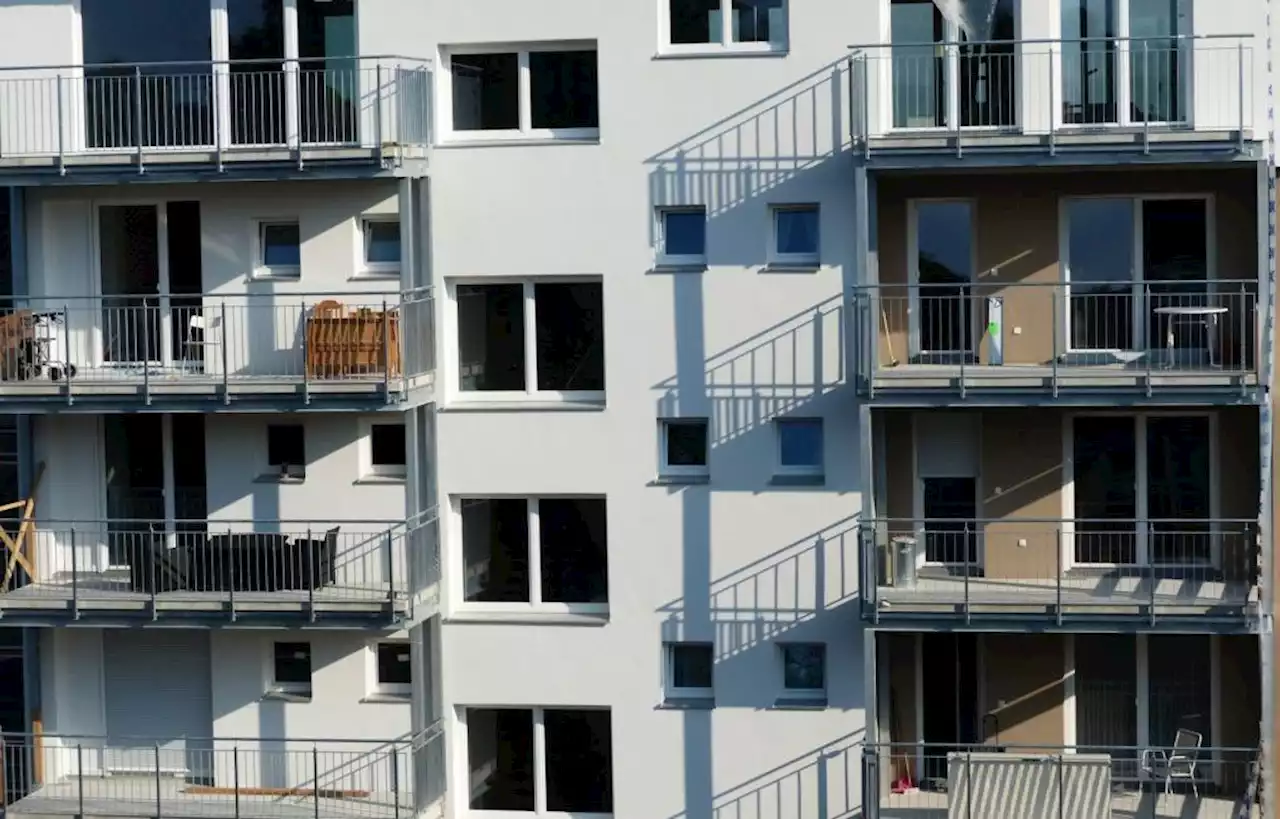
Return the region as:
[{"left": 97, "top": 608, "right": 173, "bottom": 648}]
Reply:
[
  {"left": 31, "top": 713, "right": 43, "bottom": 785},
  {"left": 2, "top": 462, "right": 43, "bottom": 589}
]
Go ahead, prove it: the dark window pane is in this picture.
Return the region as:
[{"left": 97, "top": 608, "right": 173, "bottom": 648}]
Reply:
[
  {"left": 273, "top": 642, "right": 311, "bottom": 684},
  {"left": 732, "top": 0, "right": 784, "bottom": 43},
  {"left": 779, "top": 419, "right": 823, "bottom": 467},
  {"left": 544, "top": 710, "right": 613, "bottom": 813},
  {"left": 540, "top": 498, "right": 608, "bottom": 604},
  {"left": 376, "top": 643, "right": 411, "bottom": 685},
  {"left": 666, "top": 420, "right": 708, "bottom": 467},
  {"left": 228, "top": 0, "right": 285, "bottom": 146},
  {"left": 467, "top": 709, "right": 534, "bottom": 811},
  {"left": 452, "top": 53, "right": 519, "bottom": 131},
  {"left": 462, "top": 499, "right": 530, "bottom": 603},
  {"left": 530, "top": 51, "right": 599, "bottom": 130},
  {"left": 663, "top": 210, "right": 706, "bottom": 257},
  {"left": 366, "top": 221, "right": 401, "bottom": 264},
  {"left": 921, "top": 476, "right": 977, "bottom": 565},
  {"left": 370, "top": 424, "right": 406, "bottom": 467},
  {"left": 267, "top": 425, "right": 305, "bottom": 467},
  {"left": 262, "top": 223, "right": 300, "bottom": 267},
  {"left": 670, "top": 0, "right": 722, "bottom": 44},
  {"left": 672, "top": 644, "right": 713, "bottom": 688},
  {"left": 1073, "top": 416, "right": 1137, "bottom": 564},
  {"left": 457, "top": 284, "right": 526, "bottom": 391},
  {"left": 298, "top": 0, "right": 357, "bottom": 143},
  {"left": 775, "top": 207, "right": 819, "bottom": 256},
  {"left": 783, "top": 644, "right": 825, "bottom": 690},
  {"left": 535, "top": 282, "right": 604, "bottom": 391}
]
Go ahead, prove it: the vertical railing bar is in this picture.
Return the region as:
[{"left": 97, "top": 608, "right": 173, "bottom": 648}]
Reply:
[
  {"left": 1142, "top": 41, "right": 1150, "bottom": 153},
  {"left": 134, "top": 66, "right": 144, "bottom": 173},
  {"left": 233, "top": 745, "right": 240, "bottom": 819},
  {"left": 56, "top": 74, "right": 65, "bottom": 175},
  {"left": 69, "top": 529, "right": 78, "bottom": 618},
  {"left": 1049, "top": 46, "right": 1057, "bottom": 155},
  {"left": 154, "top": 743, "right": 162, "bottom": 819},
  {"left": 1238, "top": 40, "right": 1246, "bottom": 150},
  {"left": 77, "top": 743, "right": 84, "bottom": 818},
  {"left": 302, "top": 298, "right": 311, "bottom": 405},
  {"left": 313, "top": 745, "right": 321, "bottom": 819},
  {"left": 63, "top": 304, "right": 73, "bottom": 405},
  {"left": 376, "top": 63, "right": 384, "bottom": 164},
  {"left": 1051, "top": 289, "right": 1059, "bottom": 398},
  {"left": 307, "top": 525, "right": 315, "bottom": 622},
  {"left": 1056, "top": 524, "right": 1063, "bottom": 627},
  {"left": 221, "top": 299, "right": 230, "bottom": 405}
]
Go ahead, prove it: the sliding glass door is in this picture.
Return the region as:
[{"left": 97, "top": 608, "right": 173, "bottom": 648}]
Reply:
[{"left": 911, "top": 200, "right": 976, "bottom": 361}]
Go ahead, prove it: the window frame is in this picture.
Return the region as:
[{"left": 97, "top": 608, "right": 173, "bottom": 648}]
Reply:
[
  {"left": 775, "top": 417, "right": 824, "bottom": 477},
  {"left": 359, "top": 418, "right": 407, "bottom": 480},
  {"left": 664, "top": 642, "right": 715, "bottom": 701},
  {"left": 658, "top": 418, "right": 710, "bottom": 480},
  {"left": 458, "top": 706, "right": 614, "bottom": 818},
  {"left": 440, "top": 41, "right": 601, "bottom": 144},
  {"left": 655, "top": 206, "right": 708, "bottom": 268},
  {"left": 358, "top": 215, "right": 402, "bottom": 280},
  {"left": 268, "top": 641, "right": 313, "bottom": 699},
  {"left": 447, "top": 277, "right": 606, "bottom": 404},
  {"left": 366, "top": 640, "right": 413, "bottom": 699},
  {"left": 659, "top": 0, "right": 790, "bottom": 56},
  {"left": 452, "top": 495, "right": 610, "bottom": 617},
  {"left": 253, "top": 219, "right": 302, "bottom": 281},
  {"left": 778, "top": 642, "right": 827, "bottom": 700},
  {"left": 768, "top": 203, "right": 820, "bottom": 268}
]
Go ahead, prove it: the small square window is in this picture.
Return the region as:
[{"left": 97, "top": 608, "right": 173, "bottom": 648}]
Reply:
[
  {"left": 267, "top": 424, "right": 306, "bottom": 479},
  {"left": 370, "top": 642, "right": 412, "bottom": 697},
  {"left": 777, "top": 417, "right": 823, "bottom": 476},
  {"left": 770, "top": 205, "right": 819, "bottom": 267},
  {"left": 658, "top": 208, "right": 707, "bottom": 267},
  {"left": 660, "top": 418, "right": 709, "bottom": 479},
  {"left": 666, "top": 642, "right": 714, "bottom": 700},
  {"left": 365, "top": 422, "right": 406, "bottom": 479},
  {"left": 780, "top": 643, "right": 826, "bottom": 696},
  {"left": 258, "top": 221, "right": 301, "bottom": 278},
  {"left": 665, "top": 0, "right": 788, "bottom": 52},
  {"left": 271, "top": 642, "right": 312, "bottom": 696},
  {"left": 362, "top": 219, "right": 401, "bottom": 275}
]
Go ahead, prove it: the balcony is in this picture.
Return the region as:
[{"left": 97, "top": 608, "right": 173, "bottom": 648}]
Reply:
[
  {"left": 0, "top": 56, "right": 431, "bottom": 182},
  {"left": 0, "top": 290, "right": 434, "bottom": 411},
  {"left": 864, "top": 742, "right": 1259, "bottom": 819},
  {"left": 0, "top": 514, "right": 438, "bottom": 626},
  {"left": 849, "top": 35, "right": 1256, "bottom": 162},
  {"left": 0, "top": 727, "right": 444, "bottom": 819},
  {"left": 861, "top": 518, "right": 1258, "bottom": 628},
  {"left": 852, "top": 281, "right": 1259, "bottom": 403}
]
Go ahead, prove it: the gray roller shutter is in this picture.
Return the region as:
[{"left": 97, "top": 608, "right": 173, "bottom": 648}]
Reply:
[{"left": 103, "top": 630, "right": 213, "bottom": 777}]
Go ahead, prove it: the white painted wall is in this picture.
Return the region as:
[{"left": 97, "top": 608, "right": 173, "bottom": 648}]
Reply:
[{"left": 426, "top": 2, "right": 868, "bottom": 819}]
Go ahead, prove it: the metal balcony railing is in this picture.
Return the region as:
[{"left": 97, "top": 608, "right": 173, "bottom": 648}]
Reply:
[
  {"left": 0, "top": 289, "right": 434, "bottom": 405},
  {"left": 852, "top": 281, "right": 1259, "bottom": 396},
  {"left": 0, "top": 515, "right": 440, "bottom": 622},
  {"left": 863, "top": 741, "right": 1259, "bottom": 819},
  {"left": 849, "top": 35, "right": 1255, "bottom": 154},
  {"left": 0, "top": 56, "right": 432, "bottom": 172},
  {"left": 0, "top": 726, "right": 444, "bottom": 819},
  {"left": 861, "top": 518, "right": 1259, "bottom": 625}
]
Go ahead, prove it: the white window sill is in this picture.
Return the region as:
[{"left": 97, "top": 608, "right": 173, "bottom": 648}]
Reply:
[
  {"left": 652, "top": 473, "right": 710, "bottom": 486},
  {"left": 250, "top": 266, "right": 301, "bottom": 282},
  {"left": 443, "top": 396, "right": 606, "bottom": 412},
  {"left": 761, "top": 263, "right": 821, "bottom": 274},
  {"left": 255, "top": 473, "right": 305, "bottom": 485},
  {"left": 436, "top": 132, "right": 600, "bottom": 149},
  {"left": 351, "top": 268, "right": 402, "bottom": 282},
  {"left": 655, "top": 45, "right": 788, "bottom": 60},
  {"left": 769, "top": 473, "right": 825, "bottom": 487},
  {"left": 354, "top": 474, "right": 406, "bottom": 485},
  {"left": 650, "top": 263, "right": 708, "bottom": 275},
  {"left": 772, "top": 695, "right": 827, "bottom": 710},
  {"left": 659, "top": 695, "right": 716, "bottom": 710},
  {"left": 361, "top": 692, "right": 412, "bottom": 704},
  {"left": 263, "top": 689, "right": 312, "bottom": 703},
  {"left": 446, "top": 609, "right": 610, "bottom": 627}
]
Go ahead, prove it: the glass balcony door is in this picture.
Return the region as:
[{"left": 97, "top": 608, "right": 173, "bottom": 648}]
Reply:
[{"left": 909, "top": 200, "right": 976, "bottom": 362}]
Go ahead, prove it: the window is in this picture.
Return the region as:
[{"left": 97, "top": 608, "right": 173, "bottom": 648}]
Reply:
[
  {"left": 454, "top": 280, "right": 605, "bottom": 399},
  {"left": 665, "top": 643, "right": 714, "bottom": 701},
  {"left": 459, "top": 497, "right": 609, "bottom": 613},
  {"left": 362, "top": 421, "right": 407, "bottom": 479},
  {"left": 256, "top": 221, "right": 301, "bottom": 279},
  {"left": 664, "top": 0, "right": 788, "bottom": 54},
  {"left": 267, "top": 424, "right": 306, "bottom": 479},
  {"left": 779, "top": 643, "right": 826, "bottom": 701},
  {"left": 776, "top": 417, "right": 824, "bottom": 478},
  {"left": 271, "top": 642, "right": 312, "bottom": 697},
  {"left": 361, "top": 218, "right": 401, "bottom": 277},
  {"left": 656, "top": 208, "right": 707, "bottom": 268},
  {"left": 446, "top": 46, "right": 599, "bottom": 140},
  {"left": 769, "top": 205, "right": 819, "bottom": 267},
  {"left": 659, "top": 418, "right": 709, "bottom": 480},
  {"left": 465, "top": 707, "right": 613, "bottom": 815},
  {"left": 368, "top": 641, "right": 412, "bottom": 698}
]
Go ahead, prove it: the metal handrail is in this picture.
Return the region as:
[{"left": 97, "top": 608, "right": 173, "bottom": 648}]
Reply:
[
  {"left": 0, "top": 55, "right": 431, "bottom": 73},
  {"left": 849, "top": 33, "right": 1255, "bottom": 50}
]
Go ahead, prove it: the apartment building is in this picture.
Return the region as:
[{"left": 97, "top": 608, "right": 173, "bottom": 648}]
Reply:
[{"left": 0, "top": 1, "right": 1270, "bottom": 819}]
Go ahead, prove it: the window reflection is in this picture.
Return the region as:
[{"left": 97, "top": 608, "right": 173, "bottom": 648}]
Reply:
[{"left": 299, "top": 0, "right": 358, "bottom": 144}]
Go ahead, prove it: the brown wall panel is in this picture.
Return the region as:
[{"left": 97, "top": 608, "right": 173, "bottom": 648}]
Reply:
[{"left": 982, "top": 634, "right": 1066, "bottom": 748}]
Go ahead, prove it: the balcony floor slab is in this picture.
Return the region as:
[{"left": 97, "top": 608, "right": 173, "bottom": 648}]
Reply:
[
  {"left": 879, "top": 789, "right": 1251, "bottom": 819},
  {"left": 868, "top": 364, "right": 1258, "bottom": 399}
]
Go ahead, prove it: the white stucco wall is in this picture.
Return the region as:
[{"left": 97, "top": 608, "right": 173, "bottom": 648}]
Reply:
[{"left": 425, "top": 2, "right": 871, "bottom": 819}]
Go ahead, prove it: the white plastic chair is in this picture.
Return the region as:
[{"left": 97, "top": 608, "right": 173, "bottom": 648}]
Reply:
[
  {"left": 182, "top": 314, "right": 216, "bottom": 374},
  {"left": 1142, "top": 728, "right": 1203, "bottom": 800}
]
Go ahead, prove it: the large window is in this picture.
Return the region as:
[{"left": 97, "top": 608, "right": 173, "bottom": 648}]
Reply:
[
  {"left": 454, "top": 280, "right": 605, "bottom": 399},
  {"left": 446, "top": 46, "right": 599, "bottom": 140},
  {"left": 663, "top": 0, "right": 788, "bottom": 54},
  {"left": 459, "top": 497, "right": 609, "bottom": 613},
  {"left": 466, "top": 707, "right": 613, "bottom": 816}
]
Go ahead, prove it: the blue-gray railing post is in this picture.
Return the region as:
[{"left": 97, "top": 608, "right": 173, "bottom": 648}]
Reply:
[
  {"left": 386, "top": 528, "right": 396, "bottom": 610},
  {"left": 958, "top": 289, "right": 967, "bottom": 400},
  {"left": 1051, "top": 289, "right": 1059, "bottom": 397},
  {"left": 149, "top": 526, "right": 158, "bottom": 617},
  {"left": 382, "top": 296, "right": 392, "bottom": 402},
  {"left": 391, "top": 746, "right": 401, "bottom": 819},
  {"left": 1148, "top": 521, "right": 1157, "bottom": 627},
  {"left": 56, "top": 74, "right": 65, "bottom": 175},
  {"left": 221, "top": 299, "right": 230, "bottom": 405},
  {"left": 862, "top": 55, "right": 871, "bottom": 160},
  {"left": 963, "top": 522, "right": 971, "bottom": 625},
  {"left": 214, "top": 64, "right": 224, "bottom": 173},
  {"left": 227, "top": 526, "right": 236, "bottom": 622},
  {"left": 1144, "top": 284, "right": 1154, "bottom": 396},
  {"left": 134, "top": 66, "right": 145, "bottom": 173},
  {"left": 1240, "top": 283, "right": 1249, "bottom": 382},
  {"left": 70, "top": 529, "right": 78, "bottom": 617},
  {"left": 1057, "top": 753, "right": 1065, "bottom": 819},
  {"left": 233, "top": 745, "right": 241, "bottom": 819},
  {"left": 143, "top": 303, "right": 152, "bottom": 405},
  {"left": 846, "top": 55, "right": 855, "bottom": 151},
  {"left": 154, "top": 743, "right": 162, "bottom": 819},
  {"left": 302, "top": 299, "right": 311, "bottom": 405},
  {"left": 1056, "top": 525, "right": 1063, "bottom": 627},
  {"left": 63, "top": 304, "right": 72, "bottom": 405},
  {"left": 1238, "top": 40, "right": 1246, "bottom": 151},
  {"left": 312, "top": 745, "right": 321, "bottom": 819},
  {"left": 1048, "top": 46, "right": 1057, "bottom": 155},
  {"left": 76, "top": 743, "right": 84, "bottom": 817},
  {"left": 375, "top": 63, "right": 385, "bottom": 164},
  {"left": 306, "top": 526, "right": 315, "bottom": 622},
  {"left": 1142, "top": 41, "right": 1150, "bottom": 153}
]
